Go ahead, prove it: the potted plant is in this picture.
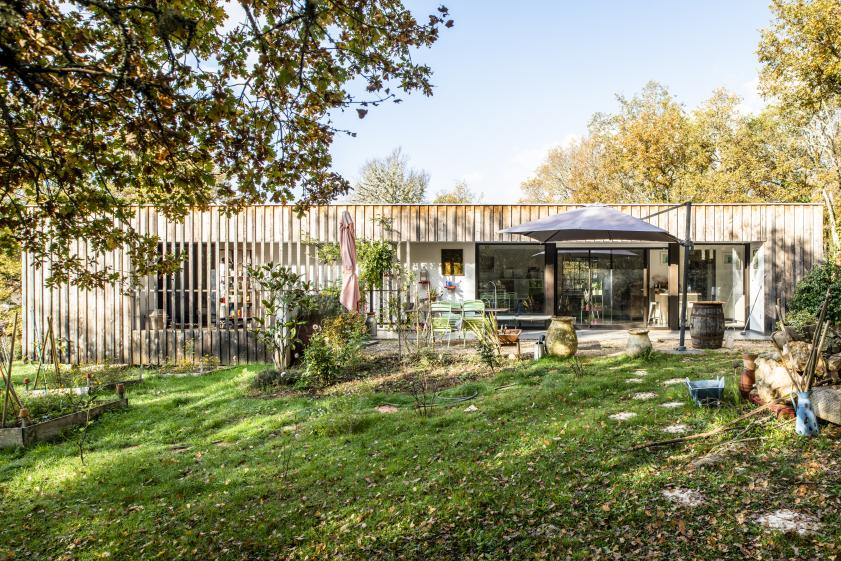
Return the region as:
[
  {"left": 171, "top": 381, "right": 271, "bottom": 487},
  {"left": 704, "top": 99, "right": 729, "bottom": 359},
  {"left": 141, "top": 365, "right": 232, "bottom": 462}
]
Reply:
[{"left": 428, "top": 287, "right": 441, "bottom": 302}]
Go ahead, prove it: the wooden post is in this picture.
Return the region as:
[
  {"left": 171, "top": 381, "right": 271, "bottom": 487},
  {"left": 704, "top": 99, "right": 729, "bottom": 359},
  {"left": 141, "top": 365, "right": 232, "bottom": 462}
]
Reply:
[
  {"left": 1, "top": 313, "right": 19, "bottom": 427},
  {"left": 48, "top": 316, "right": 62, "bottom": 387}
]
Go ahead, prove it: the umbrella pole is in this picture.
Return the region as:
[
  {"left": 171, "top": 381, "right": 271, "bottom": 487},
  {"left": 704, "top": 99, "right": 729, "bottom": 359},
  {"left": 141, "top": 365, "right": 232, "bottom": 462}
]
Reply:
[{"left": 677, "top": 202, "right": 692, "bottom": 351}]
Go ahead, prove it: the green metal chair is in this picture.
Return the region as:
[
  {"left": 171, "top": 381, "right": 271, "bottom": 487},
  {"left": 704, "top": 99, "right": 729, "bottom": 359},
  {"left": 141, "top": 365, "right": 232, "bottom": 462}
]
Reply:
[
  {"left": 461, "top": 299, "right": 485, "bottom": 345},
  {"left": 430, "top": 302, "right": 458, "bottom": 346}
]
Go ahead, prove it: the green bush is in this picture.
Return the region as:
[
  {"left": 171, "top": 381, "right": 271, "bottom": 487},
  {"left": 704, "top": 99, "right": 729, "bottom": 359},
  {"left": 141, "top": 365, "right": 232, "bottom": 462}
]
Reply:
[
  {"left": 780, "top": 308, "right": 817, "bottom": 333},
  {"left": 788, "top": 262, "right": 841, "bottom": 323},
  {"left": 302, "top": 330, "right": 338, "bottom": 387},
  {"left": 301, "top": 312, "right": 367, "bottom": 388}
]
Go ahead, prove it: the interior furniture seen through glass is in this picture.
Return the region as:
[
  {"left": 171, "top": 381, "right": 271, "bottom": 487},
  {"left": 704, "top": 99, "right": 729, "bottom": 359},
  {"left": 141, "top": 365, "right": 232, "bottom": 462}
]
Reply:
[
  {"left": 557, "top": 249, "right": 646, "bottom": 325},
  {"left": 679, "top": 244, "right": 746, "bottom": 327},
  {"left": 477, "top": 244, "right": 545, "bottom": 313}
]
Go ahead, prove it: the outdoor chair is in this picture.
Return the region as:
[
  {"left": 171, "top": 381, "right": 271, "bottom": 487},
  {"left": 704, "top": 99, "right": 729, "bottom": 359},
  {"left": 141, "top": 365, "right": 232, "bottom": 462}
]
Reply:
[
  {"left": 460, "top": 299, "right": 486, "bottom": 345},
  {"left": 430, "top": 302, "right": 459, "bottom": 346}
]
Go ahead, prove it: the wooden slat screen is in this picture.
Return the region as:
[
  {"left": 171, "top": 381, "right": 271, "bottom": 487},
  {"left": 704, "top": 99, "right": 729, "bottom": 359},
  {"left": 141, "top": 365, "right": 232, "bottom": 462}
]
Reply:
[{"left": 20, "top": 203, "right": 824, "bottom": 365}]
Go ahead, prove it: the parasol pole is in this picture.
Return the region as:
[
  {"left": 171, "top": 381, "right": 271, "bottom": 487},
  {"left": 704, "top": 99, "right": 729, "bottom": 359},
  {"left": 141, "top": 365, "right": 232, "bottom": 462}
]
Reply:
[{"left": 677, "top": 202, "right": 692, "bottom": 351}]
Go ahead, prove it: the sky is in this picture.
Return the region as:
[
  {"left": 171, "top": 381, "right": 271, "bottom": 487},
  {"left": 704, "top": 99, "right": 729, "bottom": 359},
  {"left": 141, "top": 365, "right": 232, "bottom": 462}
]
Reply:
[{"left": 327, "top": 0, "right": 773, "bottom": 204}]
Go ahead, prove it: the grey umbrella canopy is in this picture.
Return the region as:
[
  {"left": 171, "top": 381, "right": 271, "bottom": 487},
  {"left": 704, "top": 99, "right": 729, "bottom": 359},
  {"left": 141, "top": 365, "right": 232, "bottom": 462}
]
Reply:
[{"left": 500, "top": 205, "right": 680, "bottom": 244}]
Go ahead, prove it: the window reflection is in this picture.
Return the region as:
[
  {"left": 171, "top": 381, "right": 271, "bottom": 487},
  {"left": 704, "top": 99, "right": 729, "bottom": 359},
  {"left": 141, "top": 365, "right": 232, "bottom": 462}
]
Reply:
[{"left": 477, "top": 244, "right": 545, "bottom": 313}]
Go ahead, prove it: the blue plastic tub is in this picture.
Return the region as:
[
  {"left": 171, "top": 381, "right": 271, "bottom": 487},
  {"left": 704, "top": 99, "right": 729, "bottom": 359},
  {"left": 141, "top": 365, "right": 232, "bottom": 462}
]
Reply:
[{"left": 685, "top": 377, "right": 725, "bottom": 406}]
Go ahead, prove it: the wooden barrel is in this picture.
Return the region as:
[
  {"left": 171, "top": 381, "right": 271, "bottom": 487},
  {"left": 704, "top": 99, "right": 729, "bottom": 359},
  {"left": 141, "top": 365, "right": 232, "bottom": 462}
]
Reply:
[{"left": 689, "top": 301, "right": 725, "bottom": 349}]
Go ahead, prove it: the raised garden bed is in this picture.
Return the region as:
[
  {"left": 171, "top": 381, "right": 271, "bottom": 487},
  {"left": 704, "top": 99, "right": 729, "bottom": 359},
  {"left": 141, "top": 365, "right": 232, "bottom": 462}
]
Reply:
[{"left": 0, "top": 398, "right": 128, "bottom": 448}]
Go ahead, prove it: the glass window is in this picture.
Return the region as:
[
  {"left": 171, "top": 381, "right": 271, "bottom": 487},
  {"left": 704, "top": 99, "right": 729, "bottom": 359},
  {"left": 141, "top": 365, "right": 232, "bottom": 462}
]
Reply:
[
  {"left": 477, "top": 244, "right": 545, "bottom": 313},
  {"left": 557, "top": 249, "right": 645, "bottom": 325},
  {"left": 680, "top": 245, "right": 746, "bottom": 327},
  {"left": 648, "top": 248, "right": 669, "bottom": 327},
  {"left": 441, "top": 249, "right": 464, "bottom": 276}
]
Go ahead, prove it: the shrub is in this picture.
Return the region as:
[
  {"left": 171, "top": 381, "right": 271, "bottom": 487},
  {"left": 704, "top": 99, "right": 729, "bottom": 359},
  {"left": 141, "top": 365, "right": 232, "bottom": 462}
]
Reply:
[
  {"left": 780, "top": 308, "right": 817, "bottom": 333},
  {"left": 302, "top": 330, "right": 338, "bottom": 387},
  {"left": 788, "top": 262, "right": 841, "bottom": 323},
  {"left": 301, "top": 312, "right": 367, "bottom": 388}
]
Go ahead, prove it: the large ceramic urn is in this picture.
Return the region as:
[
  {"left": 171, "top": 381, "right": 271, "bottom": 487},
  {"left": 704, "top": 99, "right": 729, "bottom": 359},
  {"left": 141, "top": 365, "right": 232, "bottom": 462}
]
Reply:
[
  {"left": 545, "top": 316, "right": 577, "bottom": 357},
  {"left": 626, "top": 328, "right": 652, "bottom": 357}
]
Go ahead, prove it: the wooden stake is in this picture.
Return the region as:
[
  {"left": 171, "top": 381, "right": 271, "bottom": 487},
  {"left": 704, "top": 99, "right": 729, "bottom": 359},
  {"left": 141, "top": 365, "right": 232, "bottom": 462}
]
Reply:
[
  {"left": 1, "top": 313, "right": 19, "bottom": 427},
  {"left": 47, "top": 316, "right": 62, "bottom": 388}
]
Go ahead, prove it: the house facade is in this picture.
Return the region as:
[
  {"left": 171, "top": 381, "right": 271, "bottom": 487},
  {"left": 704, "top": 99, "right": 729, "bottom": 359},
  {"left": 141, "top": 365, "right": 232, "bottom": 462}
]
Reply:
[{"left": 21, "top": 203, "right": 824, "bottom": 365}]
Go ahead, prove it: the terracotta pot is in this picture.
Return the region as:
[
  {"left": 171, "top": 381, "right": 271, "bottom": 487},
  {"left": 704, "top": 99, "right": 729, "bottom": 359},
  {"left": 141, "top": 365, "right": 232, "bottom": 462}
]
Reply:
[
  {"left": 742, "top": 353, "right": 758, "bottom": 371},
  {"left": 739, "top": 368, "right": 755, "bottom": 399},
  {"left": 626, "top": 328, "right": 652, "bottom": 357},
  {"left": 545, "top": 316, "right": 577, "bottom": 358}
]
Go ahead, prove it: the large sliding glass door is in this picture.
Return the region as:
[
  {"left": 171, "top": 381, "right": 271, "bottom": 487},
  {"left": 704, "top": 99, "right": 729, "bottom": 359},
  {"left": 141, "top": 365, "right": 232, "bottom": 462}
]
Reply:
[{"left": 557, "top": 249, "right": 646, "bottom": 326}]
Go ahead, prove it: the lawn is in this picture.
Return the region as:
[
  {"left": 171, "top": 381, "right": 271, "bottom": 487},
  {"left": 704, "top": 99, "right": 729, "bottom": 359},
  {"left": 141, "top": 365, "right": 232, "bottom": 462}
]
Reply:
[{"left": 1, "top": 350, "right": 839, "bottom": 560}]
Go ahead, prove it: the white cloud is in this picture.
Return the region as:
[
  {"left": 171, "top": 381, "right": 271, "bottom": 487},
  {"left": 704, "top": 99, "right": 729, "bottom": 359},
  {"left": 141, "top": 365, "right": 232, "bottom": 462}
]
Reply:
[{"left": 736, "top": 78, "right": 767, "bottom": 116}]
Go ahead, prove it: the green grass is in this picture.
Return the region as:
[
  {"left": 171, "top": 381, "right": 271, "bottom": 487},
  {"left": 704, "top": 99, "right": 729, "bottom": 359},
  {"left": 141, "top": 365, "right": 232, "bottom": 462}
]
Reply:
[{"left": 1, "top": 352, "right": 839, "bottom": 560}]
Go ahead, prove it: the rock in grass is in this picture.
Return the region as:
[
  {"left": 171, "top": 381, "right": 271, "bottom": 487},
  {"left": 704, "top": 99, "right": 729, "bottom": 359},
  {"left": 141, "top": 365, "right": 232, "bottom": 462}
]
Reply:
[
  {"left": 375, "top": 405, "right": 399, "bottom": 414},
  {"left": 632, "top": 392, "right": 657, "bottom": 400},
  {"left": 463, "top": 404, "right": 479, "bottom": 413},
  {"left": 660, "top": 401, "right": 685, "bottom": 408},
  {"left": 663, "top": 378, "right": 684, "bottom": 386},
  {"left": 609, "top": 412, "right": 637, "bottom": 421}
]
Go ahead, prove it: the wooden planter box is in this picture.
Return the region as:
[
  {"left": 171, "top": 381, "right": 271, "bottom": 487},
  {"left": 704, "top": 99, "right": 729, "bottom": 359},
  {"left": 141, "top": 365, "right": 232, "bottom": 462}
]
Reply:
[{"left": 0, "top": 398, "right": 128, "bottom": 449}]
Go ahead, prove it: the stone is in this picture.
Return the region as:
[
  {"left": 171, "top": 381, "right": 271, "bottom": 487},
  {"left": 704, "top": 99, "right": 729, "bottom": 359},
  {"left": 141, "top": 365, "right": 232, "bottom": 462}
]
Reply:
[
  {"left": 632, "top": 392, "right": 657, "bottom": 400},
  {"left": 663, "top": 378, "right": 684, "bottom": 386},
  {"left": 375, "top": 405, "right": 399, "bottom": 414},
  {"left": 463, "top": 404, "right": 479, "bottom": 413},
  {"left": 625, "top": 378, "right": 644, "bottom": 384},
  {"left": 609, "top": 412, "right": 637, "bottom": 421},
  {"left": 660, "top": 401, "right": 685, "bottom": 408}
]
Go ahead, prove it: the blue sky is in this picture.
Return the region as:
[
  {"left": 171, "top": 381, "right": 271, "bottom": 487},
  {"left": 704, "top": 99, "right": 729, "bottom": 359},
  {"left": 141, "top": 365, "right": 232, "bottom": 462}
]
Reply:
[{"left": 328, "top": 0, "right": 773, "bottom": 203}]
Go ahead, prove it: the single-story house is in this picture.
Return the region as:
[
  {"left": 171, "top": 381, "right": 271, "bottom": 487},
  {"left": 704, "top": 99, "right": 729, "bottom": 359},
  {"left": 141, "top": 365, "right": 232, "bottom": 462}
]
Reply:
[{"left": 21, "top": 203, "right": 824, "bottom": 365}]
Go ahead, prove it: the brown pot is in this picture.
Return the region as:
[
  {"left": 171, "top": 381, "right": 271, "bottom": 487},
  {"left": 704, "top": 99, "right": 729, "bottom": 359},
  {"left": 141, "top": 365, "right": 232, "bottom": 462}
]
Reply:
[
  {"left": 739, "top": 368, "right": 755, "bottom": 399},
  {"left": 742, "top": 353, "right": 758, "bottom": 371}
]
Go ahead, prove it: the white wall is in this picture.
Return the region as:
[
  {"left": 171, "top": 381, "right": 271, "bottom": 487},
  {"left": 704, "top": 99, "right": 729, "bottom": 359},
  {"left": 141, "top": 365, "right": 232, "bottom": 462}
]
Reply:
[{"left": 407, "top": 243, "right": 475, "bottom": 303}]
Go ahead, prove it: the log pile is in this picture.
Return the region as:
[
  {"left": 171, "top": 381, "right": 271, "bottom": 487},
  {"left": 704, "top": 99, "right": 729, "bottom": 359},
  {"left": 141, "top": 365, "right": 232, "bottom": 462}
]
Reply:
[{"left": 755, "top": 289, "right": 841, "bottom": 425}]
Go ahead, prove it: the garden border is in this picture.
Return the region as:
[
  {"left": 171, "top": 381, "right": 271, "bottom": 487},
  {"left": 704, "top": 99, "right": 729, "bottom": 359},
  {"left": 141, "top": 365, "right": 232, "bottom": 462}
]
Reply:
[{"left": 0, "top": 398, "right": 128, "bottom": 448}]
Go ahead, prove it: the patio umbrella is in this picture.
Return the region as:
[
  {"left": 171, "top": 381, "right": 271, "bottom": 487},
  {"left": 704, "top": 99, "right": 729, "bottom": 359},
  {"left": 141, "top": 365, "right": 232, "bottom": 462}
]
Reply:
[
  {"left": 339, "top": 211, "right": 360, "bottom": 312},
  {"left": 501, "top": 203, "right": 693, "bottom": 351},
  {"left": 499, "top": 205, "right": 679, "bottom": 243}
]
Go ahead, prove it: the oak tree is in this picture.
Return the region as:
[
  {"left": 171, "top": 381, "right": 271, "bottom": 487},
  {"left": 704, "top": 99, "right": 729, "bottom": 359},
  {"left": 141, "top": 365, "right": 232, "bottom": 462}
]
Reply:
[{"left": 0, "top": 0, "right": 451, "bottom": 287}]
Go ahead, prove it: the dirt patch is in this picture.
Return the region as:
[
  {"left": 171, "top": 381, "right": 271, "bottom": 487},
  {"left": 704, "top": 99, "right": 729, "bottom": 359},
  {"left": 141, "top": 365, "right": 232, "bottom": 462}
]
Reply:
[
  {"left": 662, "top": 488, "right": 704, "bottom": 507},
  {"left": 662, "top": 423, "right": 689, "bottom": 434},
  {"left": 756, "top": 509, "right": 821, "bottom": 536},
  {"left": 375, "top": 405, "right": 400, "bottom": 414}
]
